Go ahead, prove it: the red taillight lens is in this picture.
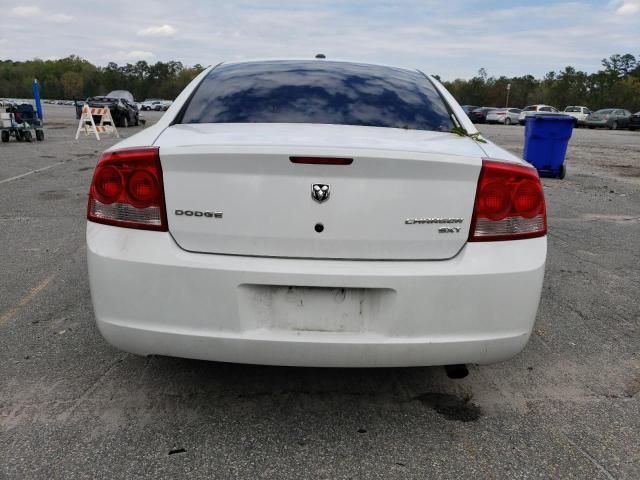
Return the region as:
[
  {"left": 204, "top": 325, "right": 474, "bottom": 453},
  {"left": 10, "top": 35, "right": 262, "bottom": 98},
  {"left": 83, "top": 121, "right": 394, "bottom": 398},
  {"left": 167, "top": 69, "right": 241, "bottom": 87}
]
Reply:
[
  {"left": 87, "top": 147, "right": 167, "bottom": 231},
  {"left": 477, "top": 181, "right": 511, "bottom": 221},
  {"left": 513, "top": 180, "right": 544, "bottom": 219},
  {"left": 127, "top": 170, "right": 158, "bottom": 208},
  {"left": 93, "top": 166, "right": 123, "bottom": 204},
  {"left": 469, "top": 159, "right": 546, "bottom": 241}
]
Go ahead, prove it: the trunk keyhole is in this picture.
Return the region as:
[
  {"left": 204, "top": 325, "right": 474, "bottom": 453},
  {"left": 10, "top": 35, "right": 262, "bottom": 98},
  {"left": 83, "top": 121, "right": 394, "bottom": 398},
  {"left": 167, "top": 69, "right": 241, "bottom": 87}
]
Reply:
[{"left": 314, "top": 223, "right": 324, "bottom": 233}]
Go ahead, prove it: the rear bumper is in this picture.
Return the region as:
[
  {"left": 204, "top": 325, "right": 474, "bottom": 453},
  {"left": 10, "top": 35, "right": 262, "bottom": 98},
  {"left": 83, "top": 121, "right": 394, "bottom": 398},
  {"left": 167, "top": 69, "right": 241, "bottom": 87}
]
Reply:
[{"left": 87, "top": 223, "right": 546, "bottom": 367}]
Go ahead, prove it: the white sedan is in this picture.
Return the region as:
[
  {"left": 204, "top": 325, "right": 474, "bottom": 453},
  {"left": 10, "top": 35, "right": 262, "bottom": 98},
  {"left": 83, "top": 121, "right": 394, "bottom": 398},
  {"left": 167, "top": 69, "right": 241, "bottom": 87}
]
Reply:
[
  {"left": 486, "top": 108, "right": 522, "bottom": 125},
  {"left": 87, "top": 59, "right": 547, "bottom": 368}
]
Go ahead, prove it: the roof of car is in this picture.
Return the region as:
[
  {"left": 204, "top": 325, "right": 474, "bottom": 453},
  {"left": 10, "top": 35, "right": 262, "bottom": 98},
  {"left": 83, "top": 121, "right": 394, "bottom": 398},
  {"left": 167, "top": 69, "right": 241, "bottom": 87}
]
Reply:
[{"left": 217, "top": 58, "right": 425, "bottom": 76}]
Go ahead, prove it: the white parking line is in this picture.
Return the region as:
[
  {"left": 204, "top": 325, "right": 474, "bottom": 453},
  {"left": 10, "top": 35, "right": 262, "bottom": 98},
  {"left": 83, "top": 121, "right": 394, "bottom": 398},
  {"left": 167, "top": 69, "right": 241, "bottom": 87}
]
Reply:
[
  {"left": 0, "top": 160, "right": 70, "bottom": 185},
  {"left": 0, "top": 273, "right": 56, "bottom": 325},
  {"left": 0, "top": 152, "right": 95, "bottom": 185}
]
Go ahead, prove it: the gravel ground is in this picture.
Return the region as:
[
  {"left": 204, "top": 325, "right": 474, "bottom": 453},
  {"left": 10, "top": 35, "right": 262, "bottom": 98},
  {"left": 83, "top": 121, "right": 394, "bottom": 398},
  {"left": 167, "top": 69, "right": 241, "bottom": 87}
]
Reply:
[{"left": 1, "top": 105, "right": 639, "bottom": 479}]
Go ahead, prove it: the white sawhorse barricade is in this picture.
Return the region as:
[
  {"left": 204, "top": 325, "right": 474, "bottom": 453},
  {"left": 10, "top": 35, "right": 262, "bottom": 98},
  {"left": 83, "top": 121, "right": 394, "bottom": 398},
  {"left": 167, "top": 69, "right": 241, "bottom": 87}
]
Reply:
[{"left": 75, "top": 105, "right": 119, "bottom": 140}]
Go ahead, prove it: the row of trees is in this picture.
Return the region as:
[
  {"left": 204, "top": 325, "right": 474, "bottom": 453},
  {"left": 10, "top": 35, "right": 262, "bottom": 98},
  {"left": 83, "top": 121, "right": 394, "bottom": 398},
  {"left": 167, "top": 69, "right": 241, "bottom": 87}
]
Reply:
[
  {"left": 441, "top": 54, "right": 640, "bottom": 112},
  {"left": 0, "top": 56, "right": 204, "bottom": 101},
  {"left": 0, "top": 53, "right": 639, "bottom": 111}
]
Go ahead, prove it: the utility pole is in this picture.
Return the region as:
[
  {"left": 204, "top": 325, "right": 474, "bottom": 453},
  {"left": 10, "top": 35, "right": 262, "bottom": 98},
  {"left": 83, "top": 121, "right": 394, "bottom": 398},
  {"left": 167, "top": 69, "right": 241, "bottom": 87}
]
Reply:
[{"left": 505, "top": 83, "right": 511, "bottom": 108}]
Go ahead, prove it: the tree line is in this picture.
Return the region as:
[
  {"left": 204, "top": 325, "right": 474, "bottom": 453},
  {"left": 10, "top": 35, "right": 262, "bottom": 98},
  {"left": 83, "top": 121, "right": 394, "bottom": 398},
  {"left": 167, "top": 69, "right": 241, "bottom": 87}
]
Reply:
[
  {"left": 440, "top": 54, "right": 640, "bottom": 112},
  {"left": 0, "top": 55, "right": 204, "bottom": 101},
  {"left": 0, "top": 53, "right": 639, "bottom": 112}
]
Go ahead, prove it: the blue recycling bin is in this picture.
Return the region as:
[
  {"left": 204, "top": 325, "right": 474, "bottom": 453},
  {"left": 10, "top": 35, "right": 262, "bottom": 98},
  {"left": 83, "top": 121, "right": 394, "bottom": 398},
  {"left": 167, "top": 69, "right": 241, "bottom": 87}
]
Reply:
[{"left": 523, "top": 115, "right": 574, "bottom": 179}]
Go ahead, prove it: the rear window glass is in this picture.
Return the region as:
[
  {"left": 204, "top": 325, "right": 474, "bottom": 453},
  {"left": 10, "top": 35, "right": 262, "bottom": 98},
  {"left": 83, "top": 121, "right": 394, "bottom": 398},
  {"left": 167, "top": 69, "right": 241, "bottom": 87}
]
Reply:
[
  {"left": 564, "top": 107, "right": 580, "bottom": 112},
  {"left": 523, "top": 106, "right": 536, "bottom": 111},
  {"left": 179, "top": 61, "right": 454, "bottom": 132}
]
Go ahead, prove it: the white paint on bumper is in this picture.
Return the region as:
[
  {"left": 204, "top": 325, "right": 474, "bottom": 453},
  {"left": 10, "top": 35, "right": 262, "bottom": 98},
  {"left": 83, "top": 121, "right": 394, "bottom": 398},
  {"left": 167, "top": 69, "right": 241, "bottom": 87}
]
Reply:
[{"left": 87, "top": 223, "right": 546, "bottom": 367}]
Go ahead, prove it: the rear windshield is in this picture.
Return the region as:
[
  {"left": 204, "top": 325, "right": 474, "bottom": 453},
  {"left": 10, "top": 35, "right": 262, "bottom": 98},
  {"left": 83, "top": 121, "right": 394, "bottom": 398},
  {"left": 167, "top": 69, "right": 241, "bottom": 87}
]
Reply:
[
  {"left": 564, "top": 107, "right": 581, "bottom": 112},
  {"left": 523, "top": 106, "right": 537, "bottom": 111},
  {"left": 178, "top": 61, "right": 454, "bottom": 132}
]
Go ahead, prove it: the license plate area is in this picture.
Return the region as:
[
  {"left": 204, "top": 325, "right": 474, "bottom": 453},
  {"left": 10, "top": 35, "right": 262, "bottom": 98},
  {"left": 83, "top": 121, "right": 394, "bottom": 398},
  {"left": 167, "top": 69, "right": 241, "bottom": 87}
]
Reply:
[{"left": 238, "top": 285, "right": 395, "bottom": 333}]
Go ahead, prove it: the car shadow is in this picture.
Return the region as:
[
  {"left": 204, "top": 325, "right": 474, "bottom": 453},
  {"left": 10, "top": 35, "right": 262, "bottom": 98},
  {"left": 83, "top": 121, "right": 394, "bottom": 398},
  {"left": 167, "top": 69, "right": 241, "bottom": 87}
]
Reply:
[{"left": 123, "top": 355, "right": 482, "bottom": 423}]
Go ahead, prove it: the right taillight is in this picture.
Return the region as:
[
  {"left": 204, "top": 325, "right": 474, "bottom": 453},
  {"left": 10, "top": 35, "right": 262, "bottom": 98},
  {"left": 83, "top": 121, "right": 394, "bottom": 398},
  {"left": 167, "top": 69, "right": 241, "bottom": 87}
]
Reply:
[{"left": 469, "top": 159, "right": 547, "bottom": 241}]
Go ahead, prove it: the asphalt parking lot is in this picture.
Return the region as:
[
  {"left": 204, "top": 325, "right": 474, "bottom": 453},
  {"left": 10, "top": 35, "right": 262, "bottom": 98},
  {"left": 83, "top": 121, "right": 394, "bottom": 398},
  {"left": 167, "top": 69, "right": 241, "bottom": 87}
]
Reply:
[{"left": 1, "top": 105, "right": 639, "bottom": 479}]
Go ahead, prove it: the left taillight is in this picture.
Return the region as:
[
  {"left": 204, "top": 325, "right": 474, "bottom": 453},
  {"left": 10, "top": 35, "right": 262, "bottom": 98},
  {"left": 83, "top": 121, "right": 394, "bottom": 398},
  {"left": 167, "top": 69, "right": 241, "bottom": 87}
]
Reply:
[{"left": 87, "top": 147, "right": 167, "bottom": 231}]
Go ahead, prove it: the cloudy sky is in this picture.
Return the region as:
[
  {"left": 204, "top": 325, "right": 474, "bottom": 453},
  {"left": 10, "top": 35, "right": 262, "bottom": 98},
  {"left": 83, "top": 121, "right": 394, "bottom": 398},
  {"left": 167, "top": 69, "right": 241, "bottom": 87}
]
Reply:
[{"left": 1, "top": 0, "right": 639, "bottom": 79}]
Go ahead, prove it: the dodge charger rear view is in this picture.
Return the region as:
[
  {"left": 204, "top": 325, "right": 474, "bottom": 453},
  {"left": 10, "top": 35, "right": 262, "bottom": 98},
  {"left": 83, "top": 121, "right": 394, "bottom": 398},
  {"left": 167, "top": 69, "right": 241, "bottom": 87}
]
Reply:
[{"left": 87, "top": 60, "right": 547, "bottom": 367}]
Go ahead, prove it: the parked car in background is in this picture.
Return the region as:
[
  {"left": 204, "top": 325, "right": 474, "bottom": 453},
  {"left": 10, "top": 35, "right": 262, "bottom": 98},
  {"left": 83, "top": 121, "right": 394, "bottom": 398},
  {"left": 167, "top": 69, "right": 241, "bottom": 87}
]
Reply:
[
  {"left": 469, "top": 107, "right": 497, "bottom": 124},
  {"left": 518, "top": 105, "right": 559, "bottom": 125},
  {"left": 629, "top": 111, "right": 640, "bottom": 131},
  {"left": 86, "top": 59, "right": 547, "bottom": 368},
  {"left": 140, "top": 99, "right": 172, "bottom": 111},
  {"left": 486, "top": 108, "right": 522, "bottom": 125},
  {"left": 85, "top": 90, "right": 140, "bottom": 127},
  {"left": 461, "top": 105, "right": 479, "bottom": 116},
  {"left": 563, "top": 106, "right": 591, "bottom": 126},
  {"left": 585, "top": 109, "right": 632, "bottom": 130},
  {"left": 140, "top": 99, "right": 162, "bottom": 111}
]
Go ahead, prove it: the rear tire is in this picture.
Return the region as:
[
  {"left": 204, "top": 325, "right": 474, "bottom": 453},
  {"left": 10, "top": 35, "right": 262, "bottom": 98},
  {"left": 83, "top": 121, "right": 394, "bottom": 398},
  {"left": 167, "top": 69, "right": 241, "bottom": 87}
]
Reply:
[
  {"left": 23, "top": 130, "right": 32, "bottom": 142},
  {"left": 504, "top": 117, "right": 511, "bottom": 125},
  {"left": 1, "top": 130, "right": 9, "bottom": 142},
  {"left": 122, "top": 116, "right": 129, "bottom": 128},
  {"left": 16, "top": 130, "right": 23, "bottom": 142},
  {"left": 36, "top": 129, "right": 44, "bottom": 141}
]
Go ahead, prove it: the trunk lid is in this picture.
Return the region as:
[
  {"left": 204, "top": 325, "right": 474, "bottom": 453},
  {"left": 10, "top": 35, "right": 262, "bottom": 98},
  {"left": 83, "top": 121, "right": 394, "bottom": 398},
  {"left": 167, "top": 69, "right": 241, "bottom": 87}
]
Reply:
[{"left": 155, "top": 123, "right": 484, "bottom": 260}]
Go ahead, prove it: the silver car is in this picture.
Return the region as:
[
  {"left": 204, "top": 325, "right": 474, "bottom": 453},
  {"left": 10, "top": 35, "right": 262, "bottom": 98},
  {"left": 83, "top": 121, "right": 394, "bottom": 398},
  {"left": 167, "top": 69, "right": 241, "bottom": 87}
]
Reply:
[
  {"left": 585, "top": 109, "right": 632, "bottom": 130},
  {"left": 486, "top": 108, "right": 522, "bottom": 125}
]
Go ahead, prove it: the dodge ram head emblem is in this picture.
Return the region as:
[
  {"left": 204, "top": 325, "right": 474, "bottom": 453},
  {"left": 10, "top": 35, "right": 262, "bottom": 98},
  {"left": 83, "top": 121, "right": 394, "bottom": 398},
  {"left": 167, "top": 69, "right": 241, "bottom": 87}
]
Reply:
[{"left": 311, "top": 184, "right": 330, "bottom": 203}]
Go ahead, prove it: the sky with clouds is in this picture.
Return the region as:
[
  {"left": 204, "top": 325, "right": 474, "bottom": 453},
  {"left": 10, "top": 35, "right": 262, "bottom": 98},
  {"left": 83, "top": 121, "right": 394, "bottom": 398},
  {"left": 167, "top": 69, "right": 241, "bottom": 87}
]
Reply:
[{"left": 1, "top": 0, "right": 639, "bottom": 80}]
